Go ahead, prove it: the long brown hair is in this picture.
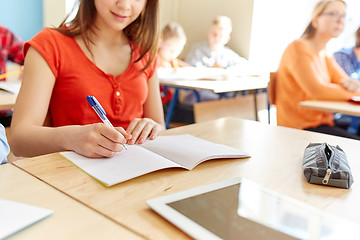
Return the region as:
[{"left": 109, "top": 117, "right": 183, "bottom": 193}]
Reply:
[
  {"left": 56, "top": 0, "right": 159, "bottom": 70},
  {"left": 355, "top": 26, "right": 360, "bottom": 48},
  {"left": 301, "top": 0, "right": 345, "bottom": 39}
]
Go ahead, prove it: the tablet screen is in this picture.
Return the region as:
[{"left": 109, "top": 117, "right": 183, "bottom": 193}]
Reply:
[{"left": 148, "top": 178, "right": 359, "bottom": 240}]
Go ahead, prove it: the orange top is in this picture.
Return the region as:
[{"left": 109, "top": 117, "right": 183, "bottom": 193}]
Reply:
[
  {"left": 276, "top": 39, "right": 360, "bottom": 129},
  {"left": 24, "top": 28, "right": 156, "bottom": 129}
]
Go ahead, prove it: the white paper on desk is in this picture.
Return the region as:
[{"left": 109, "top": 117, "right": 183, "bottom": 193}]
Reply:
[
  {"left": 141, "top": 134, "right": 249, "bottom": 169},
  {"left": 60, "top": 134, "right": 249, "bottom": 187},
  {"left": 157, "top": 67, "right": 228, "bottom": 81},
  {"left": 157, "top": 67, "right": 261, "bottom": 81},
  {"left": 0, "top": 199, "right": 53, "bottom": 239},
  {"left": 61, "top": 144, "right": 182, "bottom": 187},
  {"left": 0, "top": 82, "right": 21, "bottom": 94}
]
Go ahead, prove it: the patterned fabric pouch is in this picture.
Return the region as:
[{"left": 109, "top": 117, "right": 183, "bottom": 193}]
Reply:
[{"left": 303, "top": 143, "right": 354, "bottom": 189}]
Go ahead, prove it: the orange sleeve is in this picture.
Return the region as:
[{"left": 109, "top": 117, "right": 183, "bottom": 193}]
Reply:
[{"left": 289, "top": 42, "right": 360, "bottom": 100}]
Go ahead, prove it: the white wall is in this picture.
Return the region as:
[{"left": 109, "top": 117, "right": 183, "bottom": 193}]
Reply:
[
  {"left": 43, "top": 0, "right": 66, "bottom": 27},
  {"left": 160, "top": 0, "right": 254, "bottom": 59},
  {"left": 249, "top": 0, "right": 317, "bottom": 72},
  {"left": 43, "top": 0, "right": 77, "bottom": 27},
  {"left": 249, "top": 0, "right": 360, "bottom": 72}
]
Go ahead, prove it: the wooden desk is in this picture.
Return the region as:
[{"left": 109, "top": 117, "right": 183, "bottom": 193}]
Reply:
[
  {"left": 160, "top": 76, "right": 269, "bottom": 128},
  {"left": 299, "top": 100, "right": 360, "bottom": 117},
  {"left": 0, "top": 164, "right": 142, "bottom": 240},
  {"left": 160, "top": 76, "right": 269, "bottom": 93},
  {"left": 13, "top": 118, "right": 360, "bottom": 239},
  {"left": 0, "top": 81, "right": 21, "bottom": 110},
  {"left": 0, "top": 93, "right": 17, "bottom": 110}
]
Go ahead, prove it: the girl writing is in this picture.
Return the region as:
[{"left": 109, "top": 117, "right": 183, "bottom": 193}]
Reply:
[{"left": 10, "top": 0, "right": 165, "bottom": 158}]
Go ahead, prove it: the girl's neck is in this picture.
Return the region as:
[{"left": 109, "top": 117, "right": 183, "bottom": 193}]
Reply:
[
  {"left": 91, "top": 27, "right": 128, "bottom": 47},
  {"left": 304, "top": 34, "right": 330, "bottom": 53},
  {"left": 90, "top": 15, "right": 129, "bottom": 47}
]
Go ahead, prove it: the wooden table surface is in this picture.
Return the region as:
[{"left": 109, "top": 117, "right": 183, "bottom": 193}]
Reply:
[
  {"left": 13, "top": 117, "right": 360, "bottom": 239},
  {"left": 0, "top": 93, "right": 17, "bottom": 110},
  {"left": 0, "top": 164, "right": 143, "bottom": 240},
  {"left": 299, "top": 100, "right": 360, "bottom": 117}
]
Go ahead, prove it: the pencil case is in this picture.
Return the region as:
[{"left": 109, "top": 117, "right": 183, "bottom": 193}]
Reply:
[{"left": 303, "top": 143, "right": 353, "bottom": 189}]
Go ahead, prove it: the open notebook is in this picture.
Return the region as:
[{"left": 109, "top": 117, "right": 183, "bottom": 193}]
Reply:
[
  {"left": 60, "top": 134, "right": 250, "bottom": 187},
  {"left": 0, "top": 199, "right": 53, "bottom": 239}
]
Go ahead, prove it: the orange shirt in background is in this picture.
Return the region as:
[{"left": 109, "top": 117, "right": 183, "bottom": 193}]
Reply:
[{"left": 276, "top": 39, "right": 360, "bottom": 130}]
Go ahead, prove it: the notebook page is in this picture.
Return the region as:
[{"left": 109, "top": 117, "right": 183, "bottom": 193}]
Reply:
[
  {"left": 60, "top": 144, "right": 183, "bottom": 186},
  {"left": 0, "top": 199, "right": 53, "bottom": 239},
  {"left": 0, "top": 81, "right": 21, "bottom": 94},
  {"left": 141, "top": 134, "right": 249, "bottom": 170}
]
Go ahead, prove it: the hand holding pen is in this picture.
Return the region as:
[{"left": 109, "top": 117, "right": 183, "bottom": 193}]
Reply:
[{"left": 87, "top": 95, "right": 129, "bottom": 150}]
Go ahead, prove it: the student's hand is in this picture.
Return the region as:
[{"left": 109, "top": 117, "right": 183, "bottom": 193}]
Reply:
[
  {"left": 126, "top": 118, "right": 163, "bottom": 145},
  {"left": 212, "top": 62, "right": 223, "bottom": 68},
  {"left": 70, "top": 123, "right": 129, "bottom": 158},
  {"left": 341, "top": 78, "right": 360, "bottom": 92}
]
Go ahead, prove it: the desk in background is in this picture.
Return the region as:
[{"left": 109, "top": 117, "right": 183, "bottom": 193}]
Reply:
[
  {"left": 0, "top": 164, "right": 142, "bottom": 239},
  {"left": 0, "top": 81, "right": 20, "bottom": 110},
  {"left": 0, "top": 94, "right": 17, "bottom": 110},
  {"left": 300, "top": 100, "right": 360, "bottom": 133},
  {"left": 160, "top": 75, "right": 269, "bottom": 128},
  {"left": 13, "top": 117, "right": 360, "bottom": 240},
  {"left": 299, "top": 100, "right": 360, "bottom": 117}
]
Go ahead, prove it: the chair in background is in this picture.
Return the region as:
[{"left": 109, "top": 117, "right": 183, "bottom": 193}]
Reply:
[{"left": 266, "top": 72, "right": 277, "bottom": 124}]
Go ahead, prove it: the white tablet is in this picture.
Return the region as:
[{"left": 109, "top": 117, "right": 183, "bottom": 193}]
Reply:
[{"left": 147, "top": 178, "right": 359, "bottom": 240}]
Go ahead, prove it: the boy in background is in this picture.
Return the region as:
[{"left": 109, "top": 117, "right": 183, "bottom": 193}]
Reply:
[
  {"left": 186, "top": 16, "right": 247, "bottom": 69},
  {"left": 183, "top": 16, "right": 247, "bottom": 104}
]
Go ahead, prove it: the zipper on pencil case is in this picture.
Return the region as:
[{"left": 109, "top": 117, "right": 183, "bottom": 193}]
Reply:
[{"left": 322, "top": 144, "right": 333, "bottom": 185}]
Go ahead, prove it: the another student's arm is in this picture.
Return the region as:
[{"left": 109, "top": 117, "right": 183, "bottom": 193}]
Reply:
[
  {"left": 327, "top": 57, "right": 360, "bottom": 92},
  {"left": 126, "top": 73, "right": 165, "bottom": 145},
  {"left": 291, "top": 52, "right": 360, "bottom": 100},
  {"left": 333, "top": 52, "right": 354, "bottom": 76},
  {"left": 9, "top": 47, "right": 127, "bottom": 158}
]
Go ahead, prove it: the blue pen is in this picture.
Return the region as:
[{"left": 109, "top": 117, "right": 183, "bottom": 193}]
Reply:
[{"left": 87, "top": 95, "right": 127, "bottom": 150}]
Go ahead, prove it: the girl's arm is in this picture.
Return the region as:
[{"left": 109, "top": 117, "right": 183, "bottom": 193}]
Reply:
[
  {"left": 126, "top": 73, "right": 165, "bottom": 145},
  {"left": 9, "top": 47, "right": 128, "bottom": 158}
]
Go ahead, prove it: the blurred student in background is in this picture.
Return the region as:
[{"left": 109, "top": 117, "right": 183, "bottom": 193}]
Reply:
[
  {"left": 0, "top": 124, "right": 10, "bottom": 164},
  {"left": 186, "top": 15, "right": 246, "bottom": 69},
  {"left": 0, "top": 25, "right": 24, "bottom": 127},
  {"left": 157, "top": 22, "right": 194, "bottom": 123},
  {"left": 0, "top": 25, "right": 24, "bottom": 80},
  {"left": 334, "top": 26, "right": 360, "bottom": 80},
  {"left": 158, "top": 22, "right": 187, "bottom": 69},
  {"left": 183, "top": 16, "right": 247, "bottom": 105},
  {"left": 276, "top": 0, "right": 360, "bottom": 140},
  {"left": 157, "top": 22, "right": 188, "bottom": 105}
]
